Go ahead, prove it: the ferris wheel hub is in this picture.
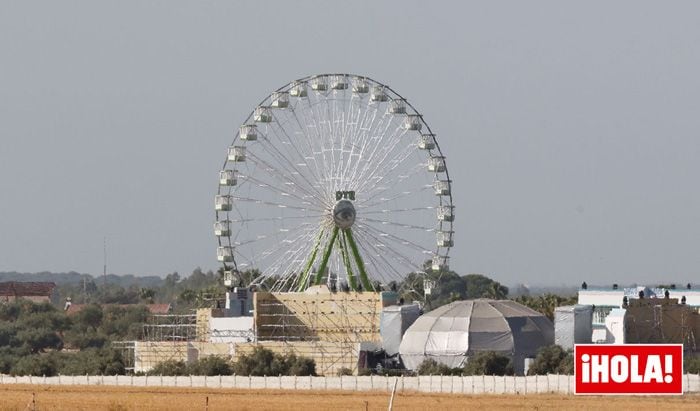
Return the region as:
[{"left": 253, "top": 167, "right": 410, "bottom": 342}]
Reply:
[{"left": 333, "top": 199, "right": 356, "bottom": 229}]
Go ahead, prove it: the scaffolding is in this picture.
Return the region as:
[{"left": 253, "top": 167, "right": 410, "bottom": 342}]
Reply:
[
  {"left": 625, "top": 298, "right": 699, "bottom": 352},
  {"left": 249, "top": 286, "right": 398, "bottom": 374},
  {"left": 143, "top": 314, "right": 198, "bottom": 342}
]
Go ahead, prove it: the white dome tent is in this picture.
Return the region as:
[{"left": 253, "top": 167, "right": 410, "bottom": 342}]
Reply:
[{"left": 399, "top": 299, "right": 554, "bottom": 375}]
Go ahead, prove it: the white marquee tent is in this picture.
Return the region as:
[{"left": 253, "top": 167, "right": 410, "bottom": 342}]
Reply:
[{"left": 399, "top": 299, "right": 554, "bottom": 374}]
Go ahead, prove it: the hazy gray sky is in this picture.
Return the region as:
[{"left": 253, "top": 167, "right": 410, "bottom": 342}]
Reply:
[{"left": 1, "top": 1, "right": 699, "bottom": 286}]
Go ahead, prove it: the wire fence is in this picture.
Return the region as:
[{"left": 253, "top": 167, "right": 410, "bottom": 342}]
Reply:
[{"left": 2, "top": 374, "right": 700, "bottom": 394}]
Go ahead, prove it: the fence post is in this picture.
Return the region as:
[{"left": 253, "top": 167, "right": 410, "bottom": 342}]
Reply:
[
  {"left": 219, "top": 374, "right": 222, "bottom": 389},
  {"left": 294, "top": 375, "right": 297, "bottom": 390},
  {"left": 204, "top": 375, "right": 207, "bottom": 388},
  {"left": 279, "top": 374, "right": 282, "bottom": 389},
  {"left": 355, "top": 375, "right": 358, "bottom": 391}
]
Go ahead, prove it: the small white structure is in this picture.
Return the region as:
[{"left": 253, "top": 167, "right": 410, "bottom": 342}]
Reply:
[
  {"left": 289, "top": 81, "right": 308, "bottom": 97},
  {"left": 214, "top": 195, "right": 233, "bottom": 211},
  {"left": 239, "top": 125, "right": 257, "bottom": 141},
  {"left": 437, "top": 205, "right": 454, "bottom": 222},
  {"left": 330, "top": 75, "right": 348, "bottom": 90},
  {"left": 437, "top": 230, "right": 454, "bottom": 247},
  {"left": 418, "top": 134, "right": 436, "bottom": 150},
  {"left": 254, "top": 106, "right": 272, "bottom": 123},
  {"left": 370, "top": 85, "right": 388, "bottom": 102},
  {"left": 214, "top": 220, "right": 231, "bottom": 237},
  {"left": 219, "top": 170, "right": 237, "bottom": 186},
  {"left": 554, "top": 305, "right": 593, "bottom": 350},
  {"left": 228, "top": 146, "right": 246, "bottom": 162},
  {"left": 404, "top": 114, "right": 422, "bottom": 131},
  {"left": 270, "top": 91, "right": 289, "bottom": 108},
  {"left": 380, "top": 304, "right": 421, "bottom": 356},
  {"left": 431, "top": 255, "right": 449, "bottom": 271},
  {"left": 388, "top": 99, "right": 406, "bottom": 114},
  {"left": 428, "top": 156, "right": 446, "bottom": 172},
  {"left": 604, "top": 308, "right": 626, "bottom": 344},
  {"left": 310, "top": 76, "right": 327, "bottom": 91},
  {"left": 352, "top": 78, "right": 369, "bottom": 93},
  {"left": 217, "top": 246, "right": 234, "bottom": 262},
  {"left": 434, "top": 180, "right": 451, "bottom": 196}
]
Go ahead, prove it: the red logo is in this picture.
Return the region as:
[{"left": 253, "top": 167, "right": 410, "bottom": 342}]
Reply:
[{"left": 574, "top": 344, "right": 683, "bottom": 395}]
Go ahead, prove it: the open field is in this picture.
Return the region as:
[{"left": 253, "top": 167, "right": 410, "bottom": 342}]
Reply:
[{"left": 0, "top": 385, "right": 698, "bottom": 411}]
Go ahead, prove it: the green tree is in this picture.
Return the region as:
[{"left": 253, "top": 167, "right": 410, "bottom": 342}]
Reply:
[
  {"left": 527, "top": 345, "right": 572, "bottom": 375},
  {"left": 463, "top": 351, "right": 514, "bottom": 376},
  {"left": 463, "top": 274, "right": 508, "bottom": 300}
]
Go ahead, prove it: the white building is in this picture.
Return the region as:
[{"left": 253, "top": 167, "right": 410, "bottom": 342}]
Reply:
[{"left": 577, "top": 284, "right": 699, "bottom": 343}]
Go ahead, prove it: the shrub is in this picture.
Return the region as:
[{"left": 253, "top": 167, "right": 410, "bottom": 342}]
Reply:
[
  {"left": 336, "top": 367, "right": 353, "bottom": 376},
  {"left": 188, "top": 356, "right": 233, "bottom": 376},
  {"left": 148, "top": 360, "right": 189, "bottom": 376},
  {"left": 527, "top": 345, "right": 572, "bottom": 375},
  {"left": 685, "top": 356, "right": 700, "bottom": 374},
  {"left": 416, "top": 359, "right": 459, "bottom": 375},
  {"left": 463, "top": 351, "right": 514, "bottom": 376},
  {"left": 231, "top": 347, "right": 316, "bottom": 376}
]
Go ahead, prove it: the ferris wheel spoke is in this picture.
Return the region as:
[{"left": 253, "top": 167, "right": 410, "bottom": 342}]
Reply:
[
  {"left": 244, "top": 150, "right": 330, "bottom": 206},
  {"left": 351, "top": 229, "right": 415, "bottom": 282},
  {"left": 359, "top": 217, "right": 437, "bottom": 232},
  {"left": 237, "top": 173, "right": 324, "bottom": 209},
  {"left": 358, "top": 222, "right": 434, "bottom": 255},
  {"left": 251, "top": 134, "right": 329, "bottom": 202},
  {"left": 358, "top": 182, "right": 432, "bottom": 209},
  {"left": 355, "top": 137, "right": 420, "bottom": 195},
  {"left": 231, "top": 196, "right": 324, "bottom": 213},
  {"left": 266, "top": 111, "right": 327, "bottom": 188},
  {"left": 360, "top": 205, "right": 436, "bottom": 215}
]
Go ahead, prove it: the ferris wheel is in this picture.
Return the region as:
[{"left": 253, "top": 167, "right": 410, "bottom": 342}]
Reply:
[{"left": 215, "top": 74, "right": 454, "bottom": 292}]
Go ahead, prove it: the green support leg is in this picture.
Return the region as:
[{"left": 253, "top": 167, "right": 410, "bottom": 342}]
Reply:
[
  {"left": 314, "top": 226, "right": 339, "bottom": 285},
  {"left": 343, "top": 228, "right": 373, "bottom": 291},
  {"left": 338, "top": 230, "right": 357, "bottom": 291},
  {"left": 297, "top": 228, "right": 324, "bottom": 292}
]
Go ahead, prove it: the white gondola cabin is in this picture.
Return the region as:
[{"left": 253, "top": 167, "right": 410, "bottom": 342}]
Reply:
[
  {"left": 437, "top": 231, "right": 454, "bottom": 248},
  {"left": 352, "top": 78, "right": 369, "bottom": 93},
  {"left": 254, "top": 106, "right": 272, "bottom": 123},
  {"left": 431, "top": 255, "right": 450, "bottom": 271},
  {"left": 214, "top": 220, "right": 231, "bottom": 237},
  {"left": 437, "top": 205, "right": 455, "bottom": 222},
  {"left": 330, "top": 75, "right": 348, "bottom": 90},
  {"left": 215, "top": 195, "right": 233, "bottom": 211},
  {"left": 289, "top": 81, "right": 308, "bottom": 97},
  {"left": 428, "top": 156, "right": 446, "bottom": 172},
  {"left": 419, "top": 134, "right": 436, "bottom": 150},
  {"left": 228, "top": 146, "right": 246, "bottom": 162},
  {"left": 310, "top": 77, "right": 327, "bottom": 91},
  {"left": 404, "top": 114, "right": 422, "bottom": 131},
  {"left": 219, "top": 169, "right": 237, "bottom": 186},
  {"left": 217, "top": 246, "right": 234, "bottom": 262},
  {"left": 271, "top": 91, "right": 289, "bottom": 108},
  {"left": 370, "top": 86, "right": 388, "bottom": 102},
  {"left": 434, "top": 180, "right": 451, "bottom": 196},
  {"left": 239, "top": 125, "right": 257, "bottom": 141},
  {"left": 223, "top": 270, "right": 234, "bottom": 287},
  {"left": 388, "top": 99, "right": 406, "bottom": 114}
]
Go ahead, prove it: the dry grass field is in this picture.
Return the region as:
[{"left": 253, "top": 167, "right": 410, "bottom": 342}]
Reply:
[{"left": 0, "top": 384, "right": 697, "bottom": 411}]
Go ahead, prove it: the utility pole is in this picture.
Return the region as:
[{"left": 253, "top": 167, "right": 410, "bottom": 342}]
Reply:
[{"left": 103, "top": 237, "right": 107, "bottom": 287}]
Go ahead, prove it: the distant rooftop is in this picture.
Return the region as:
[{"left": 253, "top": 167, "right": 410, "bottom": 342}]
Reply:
[{"left": 0, "top": 281, "right": 56, "bottom": 297}]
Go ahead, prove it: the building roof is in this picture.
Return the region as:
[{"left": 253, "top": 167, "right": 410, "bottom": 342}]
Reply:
[
  {"left": 0, "top": 281, "right": 56, "bottom": 297},
  {"left": 65, "top": 303, "right": 171, "bottom": 315}
]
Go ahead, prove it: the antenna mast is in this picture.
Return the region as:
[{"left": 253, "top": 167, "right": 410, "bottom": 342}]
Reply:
[{"left": 103, "top": 237, "right": 107, "bottom": 286}]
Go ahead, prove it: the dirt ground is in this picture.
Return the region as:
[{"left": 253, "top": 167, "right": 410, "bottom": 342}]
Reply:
[{"left": 0, "top": 384, "right": 697, "bottom": 411}]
